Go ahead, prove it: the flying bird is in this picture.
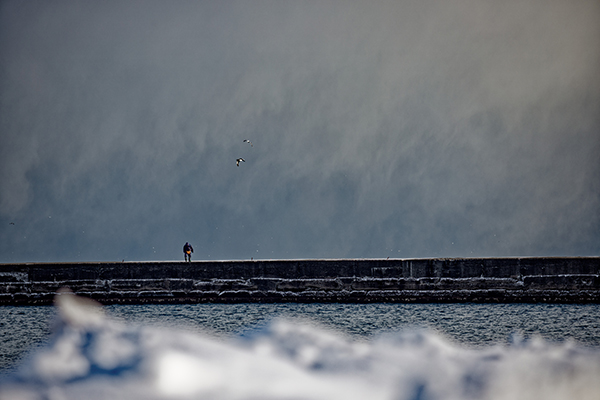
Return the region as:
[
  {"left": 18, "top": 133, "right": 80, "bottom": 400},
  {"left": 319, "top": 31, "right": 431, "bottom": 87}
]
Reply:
[
  {"left": 236, "top": 158, "right": 245, "bottom": 167},
  {"left": 243, "top": 139, "right": 253, "bottom": 147},
  {"left": 9, "top": 222, "right": 15, "bottom": 225}
]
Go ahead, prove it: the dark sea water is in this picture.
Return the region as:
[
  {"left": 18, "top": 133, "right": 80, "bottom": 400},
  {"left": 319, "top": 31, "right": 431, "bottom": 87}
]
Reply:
[{"left": 2, "top": 302, "right": 599, "bottom": 374}]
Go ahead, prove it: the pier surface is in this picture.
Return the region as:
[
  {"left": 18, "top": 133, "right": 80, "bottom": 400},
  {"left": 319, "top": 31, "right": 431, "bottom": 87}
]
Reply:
[{"left": 1, "top": 257, "right": 599, "bottom": 304}]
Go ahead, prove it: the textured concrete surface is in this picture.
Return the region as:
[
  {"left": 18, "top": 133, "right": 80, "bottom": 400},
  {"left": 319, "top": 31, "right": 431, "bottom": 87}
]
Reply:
[{"left": 1, "top": 257, "right": 599, "bottom": 304}]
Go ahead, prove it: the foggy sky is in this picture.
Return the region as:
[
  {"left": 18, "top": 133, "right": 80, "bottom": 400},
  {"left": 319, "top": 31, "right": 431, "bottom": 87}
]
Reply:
[{"left": 1, "top": 0, "right": 599, "bottom": 262}]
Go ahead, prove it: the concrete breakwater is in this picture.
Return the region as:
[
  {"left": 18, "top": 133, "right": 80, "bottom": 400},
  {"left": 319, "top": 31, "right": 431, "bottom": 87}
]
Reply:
[{"left": 1, "top": 257, "right": 599, "bottom": 305}]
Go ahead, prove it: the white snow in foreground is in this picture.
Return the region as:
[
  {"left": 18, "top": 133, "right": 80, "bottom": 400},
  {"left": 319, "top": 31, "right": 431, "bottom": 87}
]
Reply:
[{"left": 1, "top": 291, "right": 600, "bottom": 400}]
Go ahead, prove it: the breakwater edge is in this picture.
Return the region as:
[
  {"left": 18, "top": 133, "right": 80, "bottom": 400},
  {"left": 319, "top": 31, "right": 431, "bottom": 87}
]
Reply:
[{"left": 1, "top": 257, "right": 599, "bottom": 304}]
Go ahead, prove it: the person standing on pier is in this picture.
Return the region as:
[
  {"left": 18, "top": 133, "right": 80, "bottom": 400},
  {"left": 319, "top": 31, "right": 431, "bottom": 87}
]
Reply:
[{"left": 183, "top": 242, "right": 194, "bottom": 262}]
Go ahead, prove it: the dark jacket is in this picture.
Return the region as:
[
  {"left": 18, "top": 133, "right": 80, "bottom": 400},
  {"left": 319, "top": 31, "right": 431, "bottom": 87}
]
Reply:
[{"left": 183, "top": 243, "right": 193, "bottom": 253}]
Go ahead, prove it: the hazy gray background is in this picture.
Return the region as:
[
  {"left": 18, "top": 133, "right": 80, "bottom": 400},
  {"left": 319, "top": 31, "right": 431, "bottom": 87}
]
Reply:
[{"left": 1, "top": 0, "right": 599, "bottom": 262}]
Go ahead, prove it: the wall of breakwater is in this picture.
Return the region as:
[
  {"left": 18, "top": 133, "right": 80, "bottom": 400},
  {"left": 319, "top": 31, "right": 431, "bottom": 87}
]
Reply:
[{"left": 1, "top": 257, "right": 599, "bottom": 304}]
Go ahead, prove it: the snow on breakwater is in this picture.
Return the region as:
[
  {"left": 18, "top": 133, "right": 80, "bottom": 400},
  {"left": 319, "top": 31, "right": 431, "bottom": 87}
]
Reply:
[
  {"left": 1, "top": 290, "right": 600, "bottom": 400},
  {"left": 1, "top": 257, "right": 599, "bottom": 304}
]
